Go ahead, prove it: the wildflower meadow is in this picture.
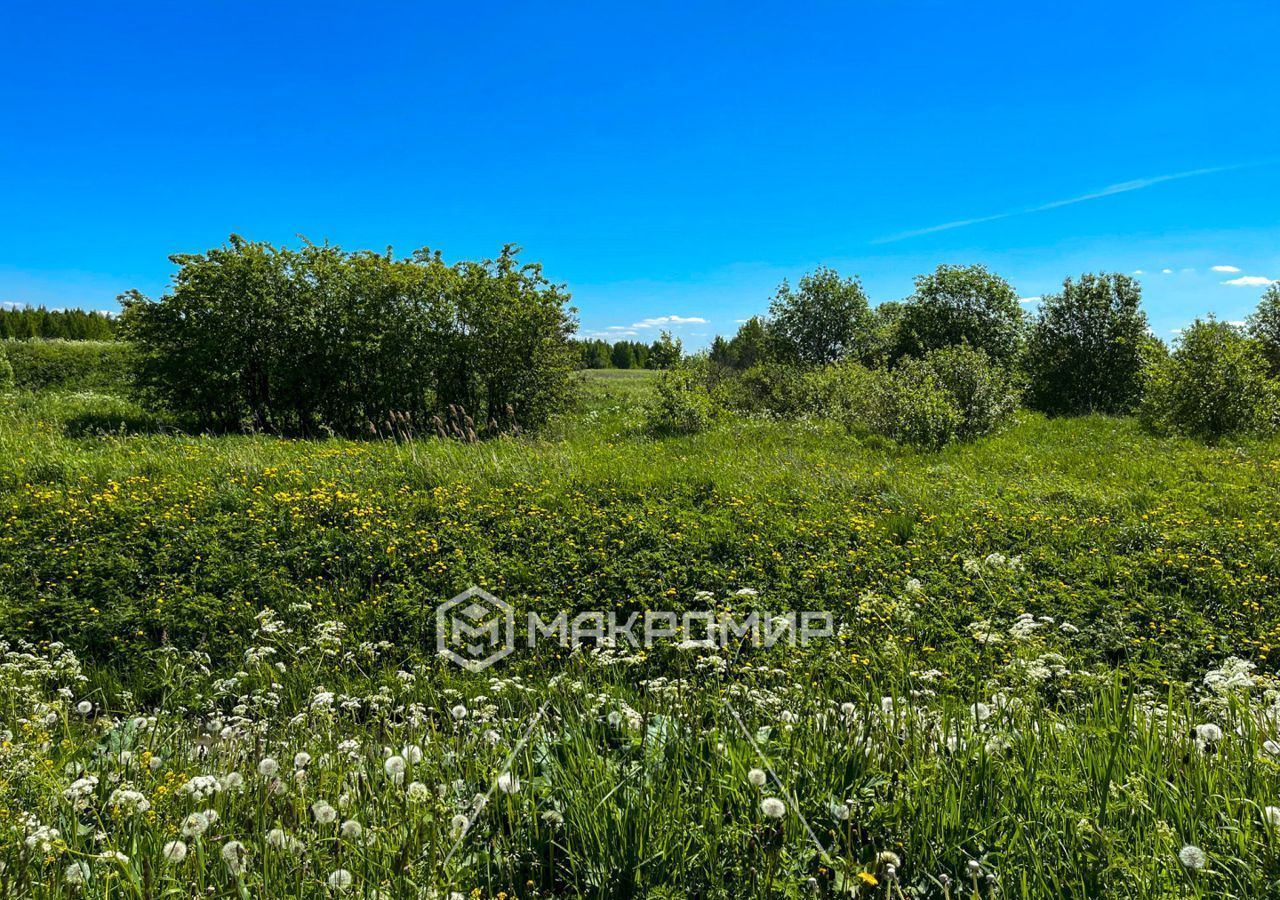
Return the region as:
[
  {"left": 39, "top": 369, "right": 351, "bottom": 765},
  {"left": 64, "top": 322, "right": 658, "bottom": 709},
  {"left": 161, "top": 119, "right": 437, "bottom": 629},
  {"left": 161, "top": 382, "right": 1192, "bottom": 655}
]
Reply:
[{"left": 2, "top": 376, "right": 1280, "bottom": 898}]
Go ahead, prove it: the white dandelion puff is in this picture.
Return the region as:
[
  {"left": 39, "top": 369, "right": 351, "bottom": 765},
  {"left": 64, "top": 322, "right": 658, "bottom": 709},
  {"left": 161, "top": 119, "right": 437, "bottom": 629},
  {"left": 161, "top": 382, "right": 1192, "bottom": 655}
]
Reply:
[{"left": 1178, "top": 845, "right": 1207, "bottom": 870}]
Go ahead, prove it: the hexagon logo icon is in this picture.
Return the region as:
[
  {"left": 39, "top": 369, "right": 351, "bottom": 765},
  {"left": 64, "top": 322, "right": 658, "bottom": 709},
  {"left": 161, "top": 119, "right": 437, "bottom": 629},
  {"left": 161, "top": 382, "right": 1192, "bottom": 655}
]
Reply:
[{"left": 436, "top": 586, "right": 515, "bottom": 672}]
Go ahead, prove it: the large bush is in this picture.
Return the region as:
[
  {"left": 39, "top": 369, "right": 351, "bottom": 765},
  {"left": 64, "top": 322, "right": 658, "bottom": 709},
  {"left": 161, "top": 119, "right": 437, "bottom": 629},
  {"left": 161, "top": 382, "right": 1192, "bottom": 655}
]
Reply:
[
  {"left": 894, "top": 264, "right": 1025, "bottom": 365},
  {"left": 1026, "top": 273, "right": 1150, "bottom": 415},
  {"left": 1140, "top": 318, "right": 1278, "bottom": 440},
  {"left": 120, "top": 237, "right": 578, "bottom": 434},
  {"left": 645, "top": 365, "right": 720, "bottom": 434},
  {"left": 3, "top": 340, "right": 132, "bottom": 392},
  {"left": 865, "top": 366, "right": 963, "bottom": 449},
  {"left": 906, "top": 344, "right": 1019, "bottom": 440}
]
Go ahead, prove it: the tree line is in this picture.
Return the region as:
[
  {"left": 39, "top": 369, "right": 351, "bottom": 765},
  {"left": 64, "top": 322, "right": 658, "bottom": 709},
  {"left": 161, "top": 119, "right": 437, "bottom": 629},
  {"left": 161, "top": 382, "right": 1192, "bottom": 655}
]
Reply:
[
  {"left": 119, "top": 236, "right": 578, "bottom": 436},
  {"left": 663, "top": 265, "right": 1280, "bottom": 442},
  {"left": 572, "top": 332, "right": 683, "bottom": 370},
  {"left": 0, "top": 306, "right": 117, "bottom": 340}
]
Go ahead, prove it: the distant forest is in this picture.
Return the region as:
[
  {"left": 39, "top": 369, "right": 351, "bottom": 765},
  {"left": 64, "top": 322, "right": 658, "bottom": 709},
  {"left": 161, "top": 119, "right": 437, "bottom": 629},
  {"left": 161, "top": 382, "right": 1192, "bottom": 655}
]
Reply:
[
  {"left": 572, "top": 334, "right": 682, "bottom": 370},
  {"left": 0, "top": 306, "right": 117, "bottom": 340}
]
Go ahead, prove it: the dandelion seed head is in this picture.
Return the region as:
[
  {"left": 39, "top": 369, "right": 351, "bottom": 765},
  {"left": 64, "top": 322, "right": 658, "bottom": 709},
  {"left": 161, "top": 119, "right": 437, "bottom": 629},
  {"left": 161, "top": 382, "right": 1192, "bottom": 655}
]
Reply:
[
  {"left": 760, "top": 797, "right": 786, "bottom": 818},
  {"left": 1178, "top": 845, "right": 1207, "bottom": 870}
]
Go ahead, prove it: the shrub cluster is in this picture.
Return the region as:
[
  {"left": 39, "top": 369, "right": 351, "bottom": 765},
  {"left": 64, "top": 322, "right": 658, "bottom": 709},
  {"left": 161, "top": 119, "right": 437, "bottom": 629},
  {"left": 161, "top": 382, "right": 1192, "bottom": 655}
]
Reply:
[
  {"left": 698, "top": 264, "right": 1280, "bottom": 444},
  {"left": 653, "top": 345, "right": 1018, "bottom": 448},
  {"left": 121, "top": 237, "right": 578, "bottom": 435}
]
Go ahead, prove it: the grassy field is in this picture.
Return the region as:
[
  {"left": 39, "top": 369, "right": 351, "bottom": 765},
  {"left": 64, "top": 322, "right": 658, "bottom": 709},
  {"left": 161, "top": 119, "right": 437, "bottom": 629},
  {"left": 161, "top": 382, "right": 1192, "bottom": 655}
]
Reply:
[{"left": 3, "top": 373, "right": 1280, "bottom": 897}]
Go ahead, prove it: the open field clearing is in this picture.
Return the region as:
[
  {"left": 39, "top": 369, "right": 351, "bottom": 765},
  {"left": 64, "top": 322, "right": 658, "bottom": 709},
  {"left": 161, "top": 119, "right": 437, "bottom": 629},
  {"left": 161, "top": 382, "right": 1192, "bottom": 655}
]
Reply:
[{"left": 4, "top": 375, "right": 1280, "bottom": 897}]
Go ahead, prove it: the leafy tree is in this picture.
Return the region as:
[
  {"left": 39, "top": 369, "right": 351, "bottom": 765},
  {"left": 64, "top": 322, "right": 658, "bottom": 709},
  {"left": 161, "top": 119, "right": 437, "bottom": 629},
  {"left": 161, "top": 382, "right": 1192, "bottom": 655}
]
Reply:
[
  {"left": 767, "top": 268, "right": 871, "bottom": 366},
  {"left": 646, "top": 331, "right": 683, "bottom": 370},
  {"left": 1025, "top": 273, "right": 1149, "bottom": 414},
  {"left": 895, "top": 264, "right": 1025, "bottom": 364},
  {"left": 611, "top": 341, "right": 635, "bottom": 369},
  {"left": 1247, "top": 283, "right": 1280, "bottom": 376},
  {"left": 1140, "top": 317, "right": 1277, "bottom": 440}
]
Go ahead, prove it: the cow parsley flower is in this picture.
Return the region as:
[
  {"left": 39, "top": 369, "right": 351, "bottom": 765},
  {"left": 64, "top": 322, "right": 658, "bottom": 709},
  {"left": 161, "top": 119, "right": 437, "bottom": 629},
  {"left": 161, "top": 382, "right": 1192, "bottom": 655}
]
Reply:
[{"left": 64, "top": 860, "right": 90, "bottom": 886}]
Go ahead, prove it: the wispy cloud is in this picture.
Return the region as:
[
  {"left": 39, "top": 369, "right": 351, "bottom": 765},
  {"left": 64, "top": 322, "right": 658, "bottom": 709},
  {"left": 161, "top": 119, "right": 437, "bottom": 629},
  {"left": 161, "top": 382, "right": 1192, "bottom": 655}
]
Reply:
[
  {"left": 632, "top": 315, "right": 708, "bottom": 329},
  {"left": 1019, "top": 296, "right": 1041, "bottom": 304},
  {"left": 1222, "top": 275, "right": 1275, "bottom": 287},
  {"left": 873, "top": 164, "right": 1249, "bottom": 244},
  {"left": 1211, "top": 265, "right": 1242, "bottom": 273}
]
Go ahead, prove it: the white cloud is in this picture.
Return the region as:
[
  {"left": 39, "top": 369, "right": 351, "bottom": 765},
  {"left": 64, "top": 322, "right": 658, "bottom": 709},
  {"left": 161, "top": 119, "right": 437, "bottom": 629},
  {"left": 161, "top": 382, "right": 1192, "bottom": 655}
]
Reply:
[
  {"left": 1228, "top": 320, "right": 1247, "bottom": 327},
  {"left": 631, "top": 315, "right": 708, "bottom": 329},
  {"left": 1019, "top": 296, "right": 1041, "bottom": 304},
  {"left": 1162, "top": 268, "right": 1174, "bottom": 274},
  {"left": 1222, "top": 276, "right": 1275, "bottom": 287},
  {"left": 1, "top": 300, "right": 27, "bottom": 310},
  {"left": 1132, "top": 269, "right": 1145, "bottom": 275},
  {"left": 1211, "top": 265, "right": 1241, "bottom": 273}
]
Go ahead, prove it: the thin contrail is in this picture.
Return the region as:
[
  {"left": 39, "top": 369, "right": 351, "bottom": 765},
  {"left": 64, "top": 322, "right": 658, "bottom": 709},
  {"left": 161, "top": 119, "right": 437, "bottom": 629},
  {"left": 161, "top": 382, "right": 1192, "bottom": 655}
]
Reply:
[{"left": 872, "top": 163, "right": 1254, "bottom": 244}]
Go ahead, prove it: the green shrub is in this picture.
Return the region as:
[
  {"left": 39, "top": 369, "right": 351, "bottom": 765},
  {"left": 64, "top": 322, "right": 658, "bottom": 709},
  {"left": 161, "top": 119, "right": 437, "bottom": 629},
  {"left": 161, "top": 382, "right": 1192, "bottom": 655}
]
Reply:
[
  {"left": 906, "top": 344, "right": 1019, "bottom": 440},
  {"left": 802, "top": 359, "right": 878, "bottom": 429},
  {"left": 1139, "top": 318, "right": 1278, "bottom": 440},
  {"left": 0, "top": 344, "right": 13, "bottom": 391},
  {"left": 721, "top": 362, "right": 810, "bottom": 417},
  {"left": 866, "top": 366, "right": 962, "bottom": 449},
  {"left": 646, "top": 366, "right": 719, "bottom": 435},
  {"left": 4, "top": 340, "right": 132, "bottom": 392}
]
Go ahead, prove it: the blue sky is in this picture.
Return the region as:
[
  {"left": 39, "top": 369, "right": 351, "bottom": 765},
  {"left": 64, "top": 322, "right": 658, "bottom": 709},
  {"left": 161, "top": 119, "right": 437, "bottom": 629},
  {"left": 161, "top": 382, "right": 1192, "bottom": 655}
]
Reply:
[{"left": 2, "top": 1, "right": 1278, "bottom": 347}]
